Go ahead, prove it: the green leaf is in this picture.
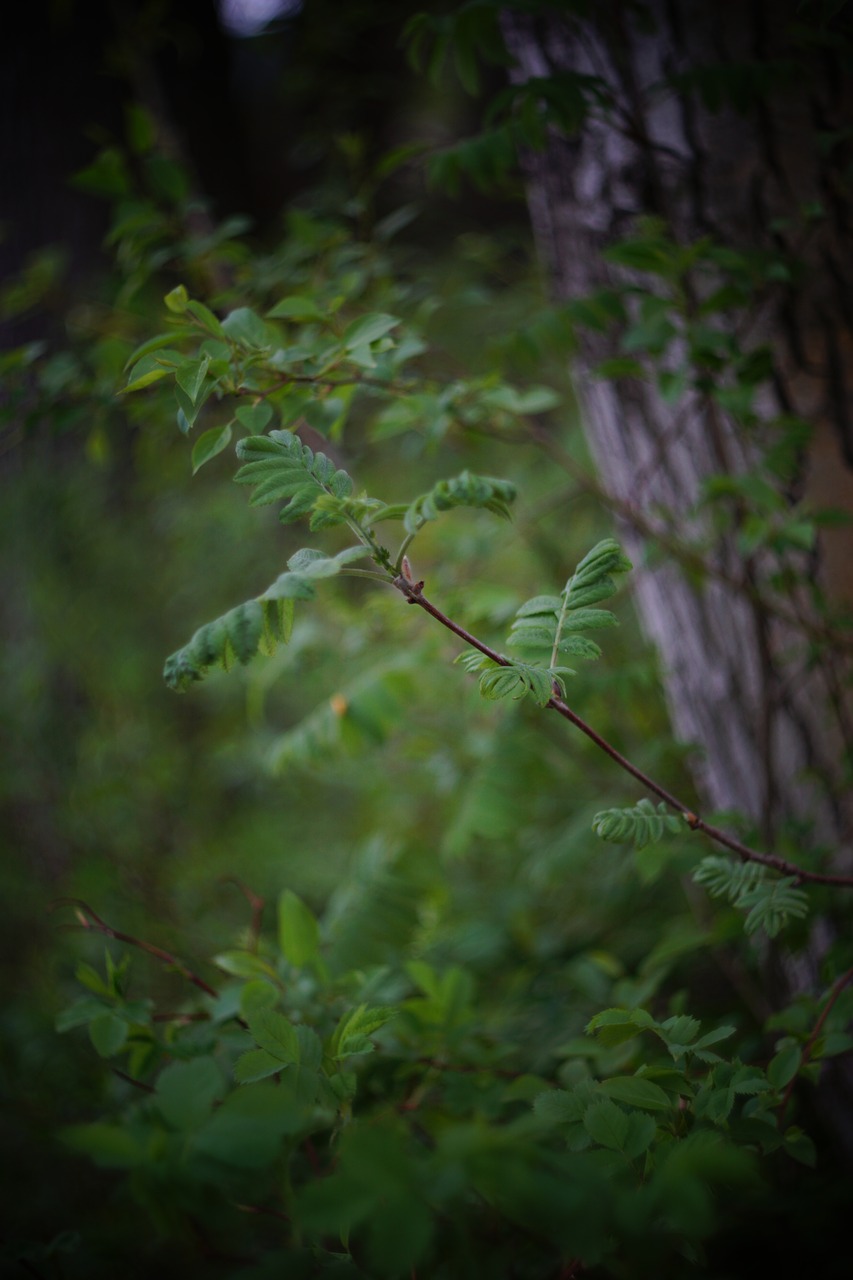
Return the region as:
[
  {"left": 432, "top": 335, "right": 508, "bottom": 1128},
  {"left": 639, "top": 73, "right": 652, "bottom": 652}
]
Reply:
[
  {"left": 261, "top": 572, "right": 316, "bottom": 601},
  {"left": 598, "top": 1076, "right": 673, "bottom": 1113},
  {"left": 278, "top": 889, "right": 320, "bottom": 968},
  {"left": 583, "top": 1098, "right": 630, "bottom": 1150},
  {"left": 121, "top": 366, "right": 171, "bottom": 395},
  {"left": 623, "top": 1111, "right": 657, "bottom": 1158},
  {"left": 61, "top": 1124, "right": 147, "bottom": 1169},
  {"left": 342, "top": 312, "right": 399, "bottom": 349},
  {"left": 191, "top": 423, "right": 233, "bottom": 473},
  {"left": 222, "top": 306, "right": 275, "bottom": 348},
  {"left": 164, "top": 284, "right": 189, "bottom": 313},
  {"left": 332, "top": 1004, "right": 398, "bottom": 1059},
  {"left": 767, "top": 1041, "right": 801, "bottom": 1089},
  {"left": 533, "top": 1089, "right": 586, "bottom": 1125},
  {"left": 192, "top": 1083, "right": 304, "bottom": 1168},
  {"left": 592, "top": 798, "right": 684, "bottom": 850},
  {"left": 239, "top": 980, "right": 279, "bottom": 1016},
  {"left": 185, "top": 299, "right": 226, "bottom": 337},
  {"left": 246, "top": 1008, "right": 300, "bottom": 1063},
  {"left": 156, "top": 1058, "right": 223, "bottom": 1129},
  {"left": 122, "top": 329, "right": 195, "bottom": 372},
  {"left": 56, "top": 996, "right": 108, "bottom": 1032},
  {"left": 234, "top": 429, "right": 353, "bottom": 526},
  {"left": 234, "top": 1048, "right": 289, "bottom": 1084},
  {"left": 165, "top": 591, "right": 295, "bottom": 691},
  {"left": 784, "top": 1126, "right": 817, "bottom": 1167},
  {"left": 175, "top": 355, "right": 211, "bottom": 404},
  {"left": 515, "top": 595, "right": 562, "bottom": 617},
  {"left": 586, "top": 1007, "right": 658, "bottom": 1047},
  {"left": 267, "top": 295, "right": 327, "bottom": 322},
  {"left": 405, "top": 470, "right": 516, "bottom": 533},
  {"left": 213, "top": 950, "right": 279, "bottom": 981},
  {"left": 235, "top": 402, "right": 273, "bottom": 432},
  {"left": 88, "top": 1012, "right": 128, "bottom": 1058}
]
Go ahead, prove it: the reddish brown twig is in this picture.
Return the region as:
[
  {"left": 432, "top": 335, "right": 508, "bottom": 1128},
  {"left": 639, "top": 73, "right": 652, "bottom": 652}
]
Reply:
[
  {"left": 392, "top": 577, "right": 853, "bottom": 889},
  {"left": 222, "top": 877, "right": 265, "bottom": 953},
  {"left": 51, "top": 899, "right": 220, "bottom": 998},
  {"left": 112, "top": 1067, "right": 156, "bottom": 1094}
]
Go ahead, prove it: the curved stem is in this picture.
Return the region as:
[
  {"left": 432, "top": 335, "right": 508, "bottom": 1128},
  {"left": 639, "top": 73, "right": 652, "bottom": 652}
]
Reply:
[
  {"left": 394, "top": 529, "right": 420, "bottom": 575},
  {"left": 391, "top": 577, "right": 853, "bottom": 889}
]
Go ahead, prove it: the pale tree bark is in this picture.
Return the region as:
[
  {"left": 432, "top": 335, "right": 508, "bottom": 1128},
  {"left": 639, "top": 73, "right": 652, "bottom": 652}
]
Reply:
[{"left": 501, "top": 0, "right": 853, "bottom": 870}]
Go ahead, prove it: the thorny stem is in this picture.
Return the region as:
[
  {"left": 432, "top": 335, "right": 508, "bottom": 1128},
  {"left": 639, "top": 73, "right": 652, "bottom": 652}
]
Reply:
[
  {"left": 391, "top": 577, "right": 853, "bottom": 889},
  {"left": 779, "top": 967, "right": 853, "bottom": 1123}
]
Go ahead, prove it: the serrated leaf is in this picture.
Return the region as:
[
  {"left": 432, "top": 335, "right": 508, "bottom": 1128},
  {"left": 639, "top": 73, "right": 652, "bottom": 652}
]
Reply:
[
  {"left": 234, "top": 1049, "right": 289, "bottom": 1084},
  {"left": 584, "top": 1098, "right": 630, "bottom": 1150},
  {"left": 560, "top": 607, "right": 619, "bottom": 632},
  {"left": 261, "top": 572, "right": 316, "bottom": 601},
  {"left": 246, "top": 1008, "right": 300, "bottom": 1064},
  {"left": 404, "top": 471, "right": 516, "bottom": 534},
  {"left": 533, "top": 1089, "right": 586, "bottom": 1125},
  {"left": 332, "top": 1004, "right": 397, "bottom": 1058},
  {"left": 598, "top": 1076, "right": 673, "bottom": 1112},
  {"left": 587, "top": 1007, "right": 658, "bottom": 1047},
  {"left": 623, "top": 1111, "right": 657, "bottom": 1157},
  {"left": 515, "top": 595, "right": 562, "bottom": 617}
]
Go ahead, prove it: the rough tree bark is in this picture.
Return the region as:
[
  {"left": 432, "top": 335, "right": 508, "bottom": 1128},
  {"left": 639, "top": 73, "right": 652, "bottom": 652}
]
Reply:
[{"left": 501, "top": 1, "right": 853, "bottom": 870}]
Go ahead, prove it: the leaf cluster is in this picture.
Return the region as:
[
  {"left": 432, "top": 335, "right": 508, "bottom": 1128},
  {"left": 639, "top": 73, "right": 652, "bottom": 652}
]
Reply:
[
  {"left": 54, "top": 890, "right": 826, "bottom": 1278},
  {"left": 693, "top": 856, "right": 810, "bottom": 938}
]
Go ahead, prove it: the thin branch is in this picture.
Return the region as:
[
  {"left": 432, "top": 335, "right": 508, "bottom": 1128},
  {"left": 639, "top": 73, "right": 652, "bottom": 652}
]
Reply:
[
  {"left": 51, "top": 899, "right": 220, "bottom": 998},
  {"left": 391, "top": 577, "right": 853, "bottom": 888},
  {"left": 779, "top": 967, "right": 853, "bottom": 1123},
  {"left": 112, "top": 1067, "right": 156, "bottom": 1094},
  {"left": 222, "top": 876, "right": 265, "bottom": 953}
]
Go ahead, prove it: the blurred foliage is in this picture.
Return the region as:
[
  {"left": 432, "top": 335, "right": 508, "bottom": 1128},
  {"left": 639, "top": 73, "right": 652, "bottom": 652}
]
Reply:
[{"left": 2, "top": 2, "right": 853, "bottom": 1277}]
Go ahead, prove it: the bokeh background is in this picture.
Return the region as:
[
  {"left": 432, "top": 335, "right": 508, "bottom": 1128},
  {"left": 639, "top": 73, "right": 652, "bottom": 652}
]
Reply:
[{"left": 1, "top": 2, "right": 794, "bottom": 1273}]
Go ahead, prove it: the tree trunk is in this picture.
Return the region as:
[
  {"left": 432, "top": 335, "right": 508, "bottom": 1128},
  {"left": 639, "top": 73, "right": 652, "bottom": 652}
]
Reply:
[{"left": 501, "top": 0, "right": 853, "bottom": 868}]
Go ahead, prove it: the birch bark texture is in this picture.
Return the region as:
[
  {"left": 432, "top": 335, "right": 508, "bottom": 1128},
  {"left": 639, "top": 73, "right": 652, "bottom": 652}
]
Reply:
[{"left": 501, "top": 1, "right": 853, "bottom": 860}]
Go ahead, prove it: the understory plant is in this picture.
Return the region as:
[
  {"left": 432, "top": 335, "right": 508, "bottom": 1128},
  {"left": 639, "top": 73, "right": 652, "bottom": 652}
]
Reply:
[
  {"left": 5, "top": 25, "right": 852, "bottom": 1271},
  {"left": 46, "top": 247, "right": 853, "bottom": 1276}
]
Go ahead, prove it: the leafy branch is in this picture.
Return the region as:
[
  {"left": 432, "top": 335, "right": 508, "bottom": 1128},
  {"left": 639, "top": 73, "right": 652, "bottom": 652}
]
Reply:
[
  {"left": 164, "top": 419, "right": 853, "bottom": 891},
  {"left": 390, "top": 573, "right": 853, "bottom": 890}
]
